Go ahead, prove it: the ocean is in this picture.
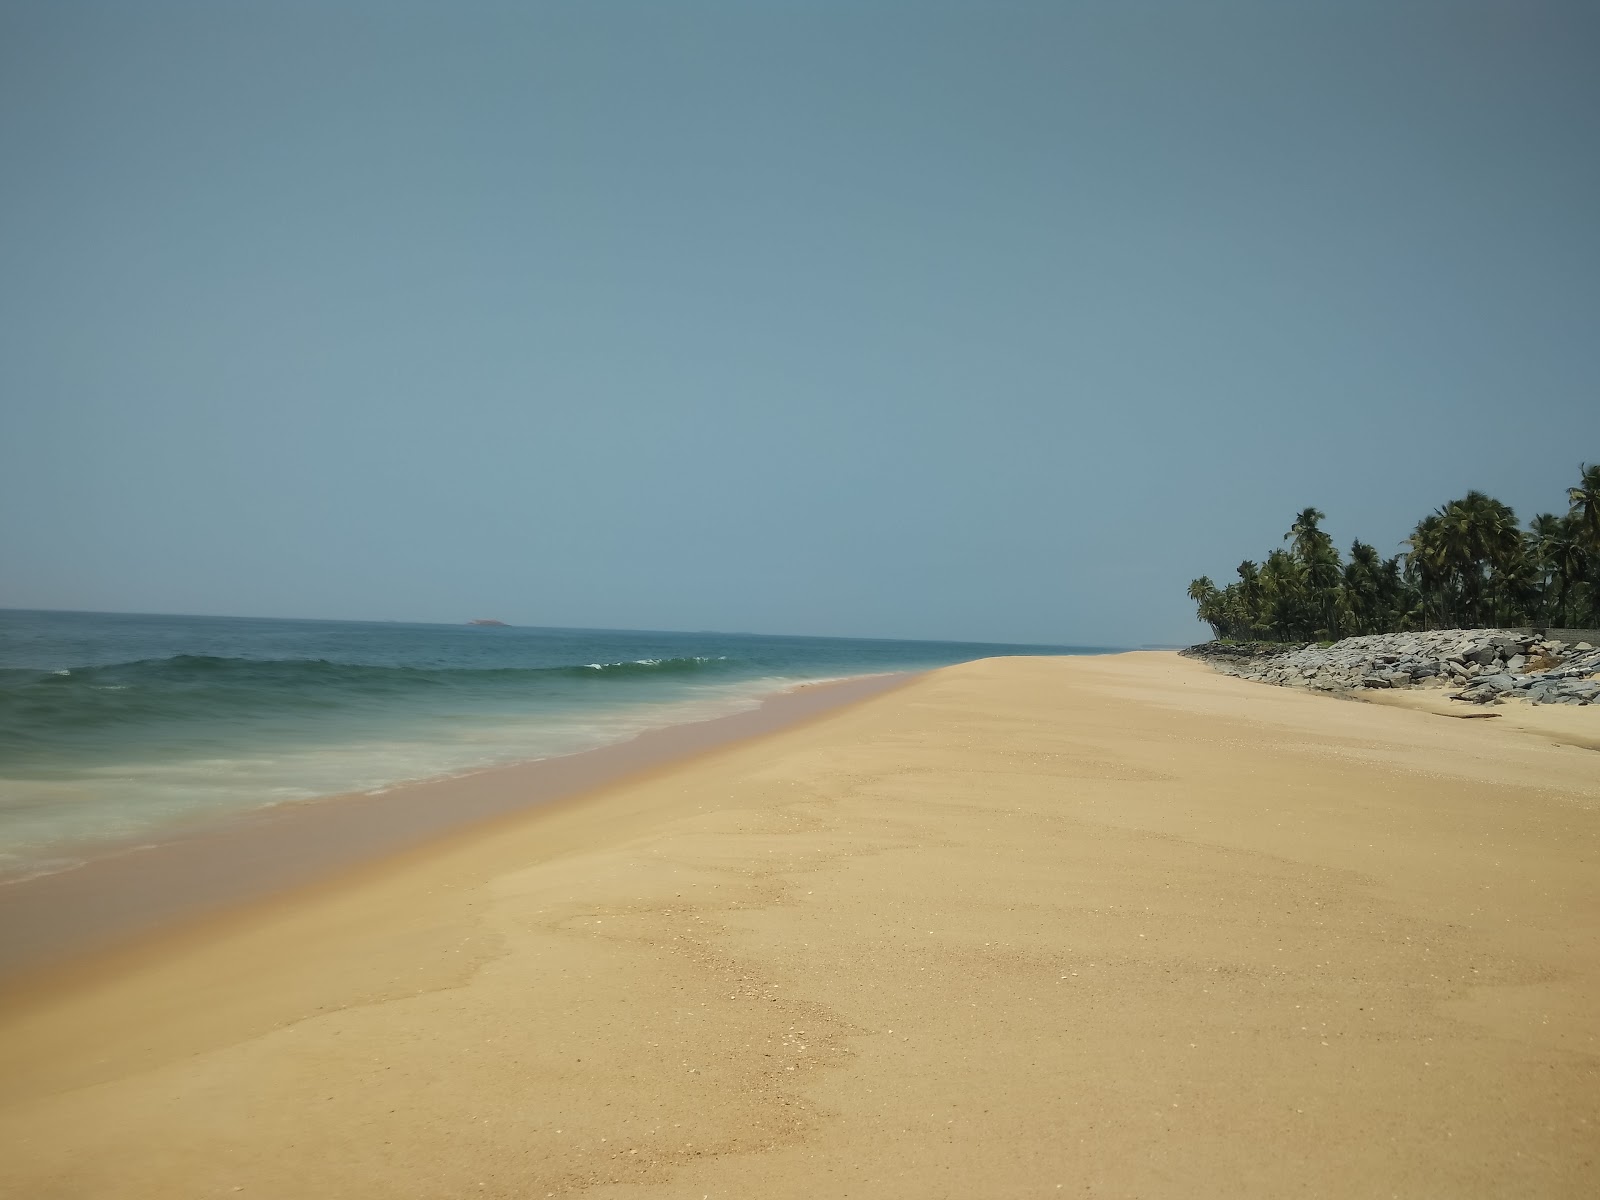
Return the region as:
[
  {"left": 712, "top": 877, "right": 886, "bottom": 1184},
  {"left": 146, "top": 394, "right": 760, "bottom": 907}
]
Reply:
[{"left": 0, "top": 610, "right": 1108, "bottom": 881}]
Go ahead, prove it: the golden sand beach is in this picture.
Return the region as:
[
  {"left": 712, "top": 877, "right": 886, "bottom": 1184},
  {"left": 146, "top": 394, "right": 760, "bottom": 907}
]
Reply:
[{"left": 2, "top": 652, "right": 1597, "bottom": 1198}]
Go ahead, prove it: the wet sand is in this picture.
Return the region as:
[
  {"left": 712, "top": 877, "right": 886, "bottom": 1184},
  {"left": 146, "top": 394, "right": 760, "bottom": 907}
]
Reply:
[
  {"left": 2, "top": 652, "right": 1598, "bottom": 1198},
  {"left": 0, "top": 672, "right": 911, "bottom": 985}
]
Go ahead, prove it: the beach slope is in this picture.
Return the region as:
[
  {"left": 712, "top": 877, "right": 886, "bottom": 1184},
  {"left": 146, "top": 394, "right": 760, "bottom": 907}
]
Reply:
[{"left": 2, "top": 653, "right": 1597, "bottom": 1198}]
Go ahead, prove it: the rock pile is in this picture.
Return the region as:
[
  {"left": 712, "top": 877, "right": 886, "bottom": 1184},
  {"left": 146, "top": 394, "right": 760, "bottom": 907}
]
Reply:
[{"left": 1182, "top": 630, "right": 1600, "bottom": 706}]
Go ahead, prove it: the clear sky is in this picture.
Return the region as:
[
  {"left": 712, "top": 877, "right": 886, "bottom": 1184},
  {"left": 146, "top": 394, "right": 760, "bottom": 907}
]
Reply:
[{"left": 2, "top": 1, "right": 1596, "bottom": 646}]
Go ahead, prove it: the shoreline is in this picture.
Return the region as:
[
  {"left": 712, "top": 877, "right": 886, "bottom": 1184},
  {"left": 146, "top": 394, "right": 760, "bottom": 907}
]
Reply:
[
  {"left": 0, "top": 670, "right": 914, "bottom": 990},
  {"left": 3, "top": 652, "right": 1598, "bottom": 1196}
]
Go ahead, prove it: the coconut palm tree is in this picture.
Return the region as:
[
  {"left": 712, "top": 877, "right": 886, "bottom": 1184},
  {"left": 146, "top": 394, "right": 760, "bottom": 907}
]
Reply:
[
  {"left": 1379, "top": 554, "right": 1418, "bottom": 630},
  {"left": 1534, "top": 503, "right": 1596, "bottom": 625},
  {"left": 1234, "top": 561, "right": 1264, "bottom": 636},
  {"left": 1467, "top": 492, "right": 1526, "bottom": 624},
  {"left": 1259, "top": 548, "right": 1316, "bottom": 640},
  {"left": 1187, "top": 577, "right": 1226, "bottom": 638},
  {"left": 1415, "top": 491, "right": 1522, "bottom": 626},
  {"left": 1528, "top": 513, "right": 1571, "bottom": 623},
  {"left": 1184, "top": 470, "right": 1598, "bottom": 640},
  {"left": 1286, "top": 508, "right": 1329, "bottom": 563},
  {"left": 1568, "top": 463, "right": 1600, "bottom": 553},
  {"left": 1342, "top": 540, "right": 1383, "bottom": 634},
  {"left": 1404, "top": 514, "right": 1451, "bottom": 627},
  {"left": 1284, "top": 508, "right": 1342, "bottom": 636}
]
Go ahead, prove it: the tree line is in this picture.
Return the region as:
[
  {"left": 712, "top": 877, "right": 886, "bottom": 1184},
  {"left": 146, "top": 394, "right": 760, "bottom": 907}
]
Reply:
[{"left": 1187, "top": 464, "right": 1600, "bottom": 642}]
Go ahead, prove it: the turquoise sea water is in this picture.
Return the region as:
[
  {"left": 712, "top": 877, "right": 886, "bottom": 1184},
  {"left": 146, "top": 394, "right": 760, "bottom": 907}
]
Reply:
[{"left": 0, "top": 610, "right": 1110, "bottom": 879}]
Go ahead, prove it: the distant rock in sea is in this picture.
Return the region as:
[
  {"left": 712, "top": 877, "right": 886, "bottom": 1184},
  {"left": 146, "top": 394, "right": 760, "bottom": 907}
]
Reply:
[{"left": 467, "top": 618, "right": 509, "bottom": 627}]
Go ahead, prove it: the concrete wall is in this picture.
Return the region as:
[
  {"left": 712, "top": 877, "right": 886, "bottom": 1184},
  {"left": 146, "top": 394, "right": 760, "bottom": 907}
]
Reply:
[{"left": 1536, "top": 628, "right": 1600, "bottom": 645}]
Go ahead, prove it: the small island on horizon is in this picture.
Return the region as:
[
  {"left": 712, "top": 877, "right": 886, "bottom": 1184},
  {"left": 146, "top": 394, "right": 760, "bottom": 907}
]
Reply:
[{"left": 466, "top": 618, "right": 509, "bottom": 627}]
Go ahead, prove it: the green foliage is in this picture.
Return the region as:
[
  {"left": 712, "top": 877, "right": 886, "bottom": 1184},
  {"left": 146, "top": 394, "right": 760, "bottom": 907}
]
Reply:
[{"left": 1186, "top": 464, "right": 1600, "bottom": 640}]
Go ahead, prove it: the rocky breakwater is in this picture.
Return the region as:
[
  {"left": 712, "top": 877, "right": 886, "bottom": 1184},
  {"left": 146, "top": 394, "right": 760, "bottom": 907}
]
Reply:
[{"left": 1182, "top": 630, "right": 1600, "bottom": 707}]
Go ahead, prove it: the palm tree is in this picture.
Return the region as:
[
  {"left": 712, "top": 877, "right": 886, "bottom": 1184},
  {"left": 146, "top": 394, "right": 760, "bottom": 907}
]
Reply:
[
  {"left": 1465, "top": 492, "right": 1526, "bottom": 624},
  {"left": 1259, "top": 548, "right": 1315, "bottom": 641},
  {"left": 1184, "top": 471, "right": 1599, "bottom": 640},
  {"left": 1187, "top": 577, "right": 1225, "bottom": 638},
  {"left": 1533, "top": 506, "right": 1595, "bottom": 626},
  {"left": 1284, "top": 508, "right": 1342, "bottom": 637},
  {"left": 1404, "top": 514, "right": 1450, "bottom": 627},
  {"left": 1415, "top": 491, "right": 1522, "bottom": 626},
  {"left": 1286, "top": 508, "right": 1329, "bottom": 563},
  {"left": 1216, "top": 582, "right": 1252, "bottom": 640},
  {"left": 1568, "top": 463, "right": 1600, "bottom": 553},
  {"left": 1234, "top": 560, "right": 1263, "bottom": 637},
  {"left": 1343, "top": 540, "right": 1383, "bottom": 634},
  {"left": 1528, "top": 513, "right": 1571, "bottom": 623},
  {"left": 1488, "top": 542, "right": 1536, "bottom": 626},
  {"left": 1379, "top": 554, "right": 1418, "bottom": 630}
]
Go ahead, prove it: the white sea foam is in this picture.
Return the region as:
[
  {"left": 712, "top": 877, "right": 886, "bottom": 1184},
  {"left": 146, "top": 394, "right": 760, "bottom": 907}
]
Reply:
[
  {"left": 1, "top": 609, "right": 1092, "bottom": 885},
  {"left": 0, "top": 673, "right": 808, "bottom": 882}
]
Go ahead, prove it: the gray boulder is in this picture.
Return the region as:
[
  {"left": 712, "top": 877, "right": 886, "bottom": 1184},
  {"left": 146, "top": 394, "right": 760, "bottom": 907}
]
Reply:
[{"left": 1181, "top": 628, "right": 1581, "bottom": 702}]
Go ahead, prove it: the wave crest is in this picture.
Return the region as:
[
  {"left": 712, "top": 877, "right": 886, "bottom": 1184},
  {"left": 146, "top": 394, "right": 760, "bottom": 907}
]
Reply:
[{"left": 0, "top": 653, "right": 743, "bottom": 756}]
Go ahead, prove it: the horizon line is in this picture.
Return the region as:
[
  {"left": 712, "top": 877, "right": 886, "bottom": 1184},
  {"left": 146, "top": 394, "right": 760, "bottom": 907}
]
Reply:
[{"left": 0, "top": 605, "right": 1131, "bottom": 653}]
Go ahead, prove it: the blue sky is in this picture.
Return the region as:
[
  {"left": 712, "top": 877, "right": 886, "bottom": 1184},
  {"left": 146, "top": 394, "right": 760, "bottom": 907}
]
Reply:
[{"left": 2, "top": 1, "right": 1596, "bottom": 646}]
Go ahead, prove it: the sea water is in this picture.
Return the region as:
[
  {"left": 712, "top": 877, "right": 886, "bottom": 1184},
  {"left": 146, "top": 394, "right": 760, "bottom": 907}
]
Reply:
[{"left": 0, "top": 610, "right": 1110, "bottom": 880}]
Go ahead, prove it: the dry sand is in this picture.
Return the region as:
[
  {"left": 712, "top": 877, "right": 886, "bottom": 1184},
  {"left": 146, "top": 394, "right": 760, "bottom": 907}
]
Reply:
[
  {"left": 1, "top": 652, "right": 1597, "bottom": 1198},
  {"left": 1362, "top": 685, "right": 1600, "bottom": 753}
]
